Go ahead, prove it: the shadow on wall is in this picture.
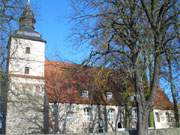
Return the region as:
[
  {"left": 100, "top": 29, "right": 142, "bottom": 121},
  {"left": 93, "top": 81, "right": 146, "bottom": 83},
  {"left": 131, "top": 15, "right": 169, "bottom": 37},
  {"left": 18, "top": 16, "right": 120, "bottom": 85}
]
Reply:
[
  {"left": 125, "top": 128, "right": 179, "bottom": 135},
  {"left": 69, "top": 128, "right": 180, "bottom": 135}
]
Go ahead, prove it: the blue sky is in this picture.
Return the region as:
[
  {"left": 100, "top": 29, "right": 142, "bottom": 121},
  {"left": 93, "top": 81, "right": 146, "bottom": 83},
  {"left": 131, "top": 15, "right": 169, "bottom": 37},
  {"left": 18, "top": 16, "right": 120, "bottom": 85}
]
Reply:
[{"left": 31, "top": 0, "right": 91, "bottom": 64}]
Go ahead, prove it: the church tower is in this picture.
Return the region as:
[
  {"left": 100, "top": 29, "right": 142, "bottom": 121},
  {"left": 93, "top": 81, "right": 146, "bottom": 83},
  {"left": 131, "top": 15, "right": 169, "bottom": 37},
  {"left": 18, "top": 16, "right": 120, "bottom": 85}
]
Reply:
[{"left": 6, "top": 2, "right": 46, "bottom": 134}]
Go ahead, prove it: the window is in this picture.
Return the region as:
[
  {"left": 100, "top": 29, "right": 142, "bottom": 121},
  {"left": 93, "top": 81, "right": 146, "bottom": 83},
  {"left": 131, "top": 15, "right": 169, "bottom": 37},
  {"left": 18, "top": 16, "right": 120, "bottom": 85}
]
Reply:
[
  {"left": 166, "top": 112, "right": 171, "bottom": 122},
  {"left": 155, "top": 112, "right": 160, "bottom": 122},
  {"left": 67, "top": 112, "right": 74, "bottom": 123},
  {"left": 132, "top": 108, "right": 137, "bottom": 118},
  {"left": 107, "top": 108, "right": 115, "bottom": 121},
  {"left": 84, "top": 107, "right": 91, "bottom": 121},
  {"left": 118, "top": 122, "right": 122, "bottom": 128},
  {"left": 106, "top": 91, "right": 113, "bottom": 101},
  {"left": 81, "top": 90, "right": 89, "bottom": 98},
  {"left": 24, "top": 67, "right": 30, "bottom": 74},
  {"left": 25, "top": 47, "right": 30, "bottom": 54}
]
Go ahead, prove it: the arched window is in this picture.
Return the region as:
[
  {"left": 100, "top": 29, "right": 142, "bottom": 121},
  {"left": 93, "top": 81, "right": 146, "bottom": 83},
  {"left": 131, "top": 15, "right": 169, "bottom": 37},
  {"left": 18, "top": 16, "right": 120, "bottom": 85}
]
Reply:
[
  {"left": 155, "top": 112, "right": 160, "bottom": 122},
  {"left": 118, "top": 122, "right": 122, "bottom": 128},
  {"left": 166, "top": 112, "right": 171, "bottom": 122}
]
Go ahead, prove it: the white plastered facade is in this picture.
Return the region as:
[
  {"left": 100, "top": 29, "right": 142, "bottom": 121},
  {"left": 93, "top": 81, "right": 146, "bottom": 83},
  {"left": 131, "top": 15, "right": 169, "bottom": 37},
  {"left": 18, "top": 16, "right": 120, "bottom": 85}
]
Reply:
[
  {"left": 6, "top": 37, "right": 45, "bottom": 134},
  {"left": 48, "top": 103, "right": 137, "bottom": 133},
  {"left": 48, "top": 103, "right": 176, "bottom": 133},
  {"left": 153, "top": 109, "right": 175, "bottom": 129}
]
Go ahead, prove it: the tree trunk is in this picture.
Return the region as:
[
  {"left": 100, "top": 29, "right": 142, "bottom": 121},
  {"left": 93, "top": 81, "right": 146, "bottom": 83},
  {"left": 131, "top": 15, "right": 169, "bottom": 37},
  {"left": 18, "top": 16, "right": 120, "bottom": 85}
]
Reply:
[
  {"left": 124, "top": 104, "right": 130, "bottom": 128},
  {"left": 166, "top": 56, "right": 179, "bottom": 127},
  {"left": 148, "top": 110, "right": 155, "bottom": 128},
  {"left": 53, "top": 103, "right": 59, "bottom": 133},
  {"left": 43, "top": 92, "right": 49, "bottom": 134},
  {"left": 137, "top": 104, "right": 149, "bottom": 135},
  {"left": 103, "top": 106, "right": 108, "bottom": 132},
  {"left": 0, "top": 78, "right": 8, "bottom": 134}
]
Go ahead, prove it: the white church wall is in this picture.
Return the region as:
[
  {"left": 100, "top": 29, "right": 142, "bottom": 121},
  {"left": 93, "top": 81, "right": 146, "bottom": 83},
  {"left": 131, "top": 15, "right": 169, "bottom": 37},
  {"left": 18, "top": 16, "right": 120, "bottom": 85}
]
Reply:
[
  {"left": 153, "top": 109, "right": 175, "bottom": 129},
  {"left": 8, "top": 38, "right": 45, "bottom": 77},
  {"left": 48, "top": 103, "right": 176, "bottom": 133},
  {"left": 48, "top": 103, "right": 136, "bottom": 133}
]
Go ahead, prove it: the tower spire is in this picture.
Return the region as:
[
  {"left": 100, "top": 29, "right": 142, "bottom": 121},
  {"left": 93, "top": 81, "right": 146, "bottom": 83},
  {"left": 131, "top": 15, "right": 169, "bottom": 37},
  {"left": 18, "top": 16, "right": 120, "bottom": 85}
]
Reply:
[{"left": 19, "top": 1, "right": 36, "bottom": 30}]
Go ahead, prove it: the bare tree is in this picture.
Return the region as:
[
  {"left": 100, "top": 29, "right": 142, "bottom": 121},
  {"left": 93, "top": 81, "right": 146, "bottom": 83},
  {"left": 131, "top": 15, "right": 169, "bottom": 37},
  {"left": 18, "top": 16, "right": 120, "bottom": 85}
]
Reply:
[
  {"left": 0, "top": 1, "right": 25, "bottom": 134},
  {"left": 70, "top": 1, "right": 180, "bottom": 135},
  {"left": 163, "top": 45, "right": 180, "bottom": 127},
  {"left": 0, "top": 0, "right": 25, "bottom": 70}
]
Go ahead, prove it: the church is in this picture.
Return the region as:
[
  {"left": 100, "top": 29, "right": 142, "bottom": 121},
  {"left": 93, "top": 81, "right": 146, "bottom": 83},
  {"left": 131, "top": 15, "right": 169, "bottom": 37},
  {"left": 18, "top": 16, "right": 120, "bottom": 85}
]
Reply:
[{"left": 3, "top": 2, "right": 175, "bottom": 134}]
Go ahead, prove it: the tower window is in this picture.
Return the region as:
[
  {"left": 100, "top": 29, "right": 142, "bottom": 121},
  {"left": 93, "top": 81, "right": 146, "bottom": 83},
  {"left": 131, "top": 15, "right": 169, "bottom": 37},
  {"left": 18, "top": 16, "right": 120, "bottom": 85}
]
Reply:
[
  {"left": 25, "top": 67, "right": 30, "bottom": 74},
  {"left": 25, "top": 47, "right": 30, "bottom": 54}
]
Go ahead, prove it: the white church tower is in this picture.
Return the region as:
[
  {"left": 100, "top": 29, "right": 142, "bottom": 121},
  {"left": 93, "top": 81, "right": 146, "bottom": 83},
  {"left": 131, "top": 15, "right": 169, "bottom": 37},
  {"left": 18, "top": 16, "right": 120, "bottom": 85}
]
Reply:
[{"left": 6, "top": 2, "right": 46, "bottom": 134}]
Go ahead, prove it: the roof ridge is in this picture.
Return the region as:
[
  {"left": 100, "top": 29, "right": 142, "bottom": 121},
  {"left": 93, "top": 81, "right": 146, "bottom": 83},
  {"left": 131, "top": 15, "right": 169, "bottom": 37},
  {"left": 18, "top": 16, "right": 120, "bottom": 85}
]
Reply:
[{"left": 45, "top": 59, "right": 78, "bottom": 65}]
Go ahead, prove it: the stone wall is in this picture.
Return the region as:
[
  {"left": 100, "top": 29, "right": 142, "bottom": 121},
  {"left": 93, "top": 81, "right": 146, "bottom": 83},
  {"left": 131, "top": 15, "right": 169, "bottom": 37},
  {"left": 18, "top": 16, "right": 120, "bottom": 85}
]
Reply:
[
  {"left": 53, "top": 128, "right": 180, "bottom": 135},
  {"left": 148, "top": 128, "right": 180, "bottom": 135}
]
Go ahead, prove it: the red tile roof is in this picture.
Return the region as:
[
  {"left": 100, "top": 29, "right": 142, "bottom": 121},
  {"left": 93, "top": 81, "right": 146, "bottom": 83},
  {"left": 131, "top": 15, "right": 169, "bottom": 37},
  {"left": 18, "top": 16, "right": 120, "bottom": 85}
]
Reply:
[
  {"left": 45, "top": 60, "right": 95, "bottom": 104},
  {"left": 154, "top": 88, "right": 173, "bottom": 110},
  {"left": 45, "top": 60, "right": 173, "bottom": 110}
]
